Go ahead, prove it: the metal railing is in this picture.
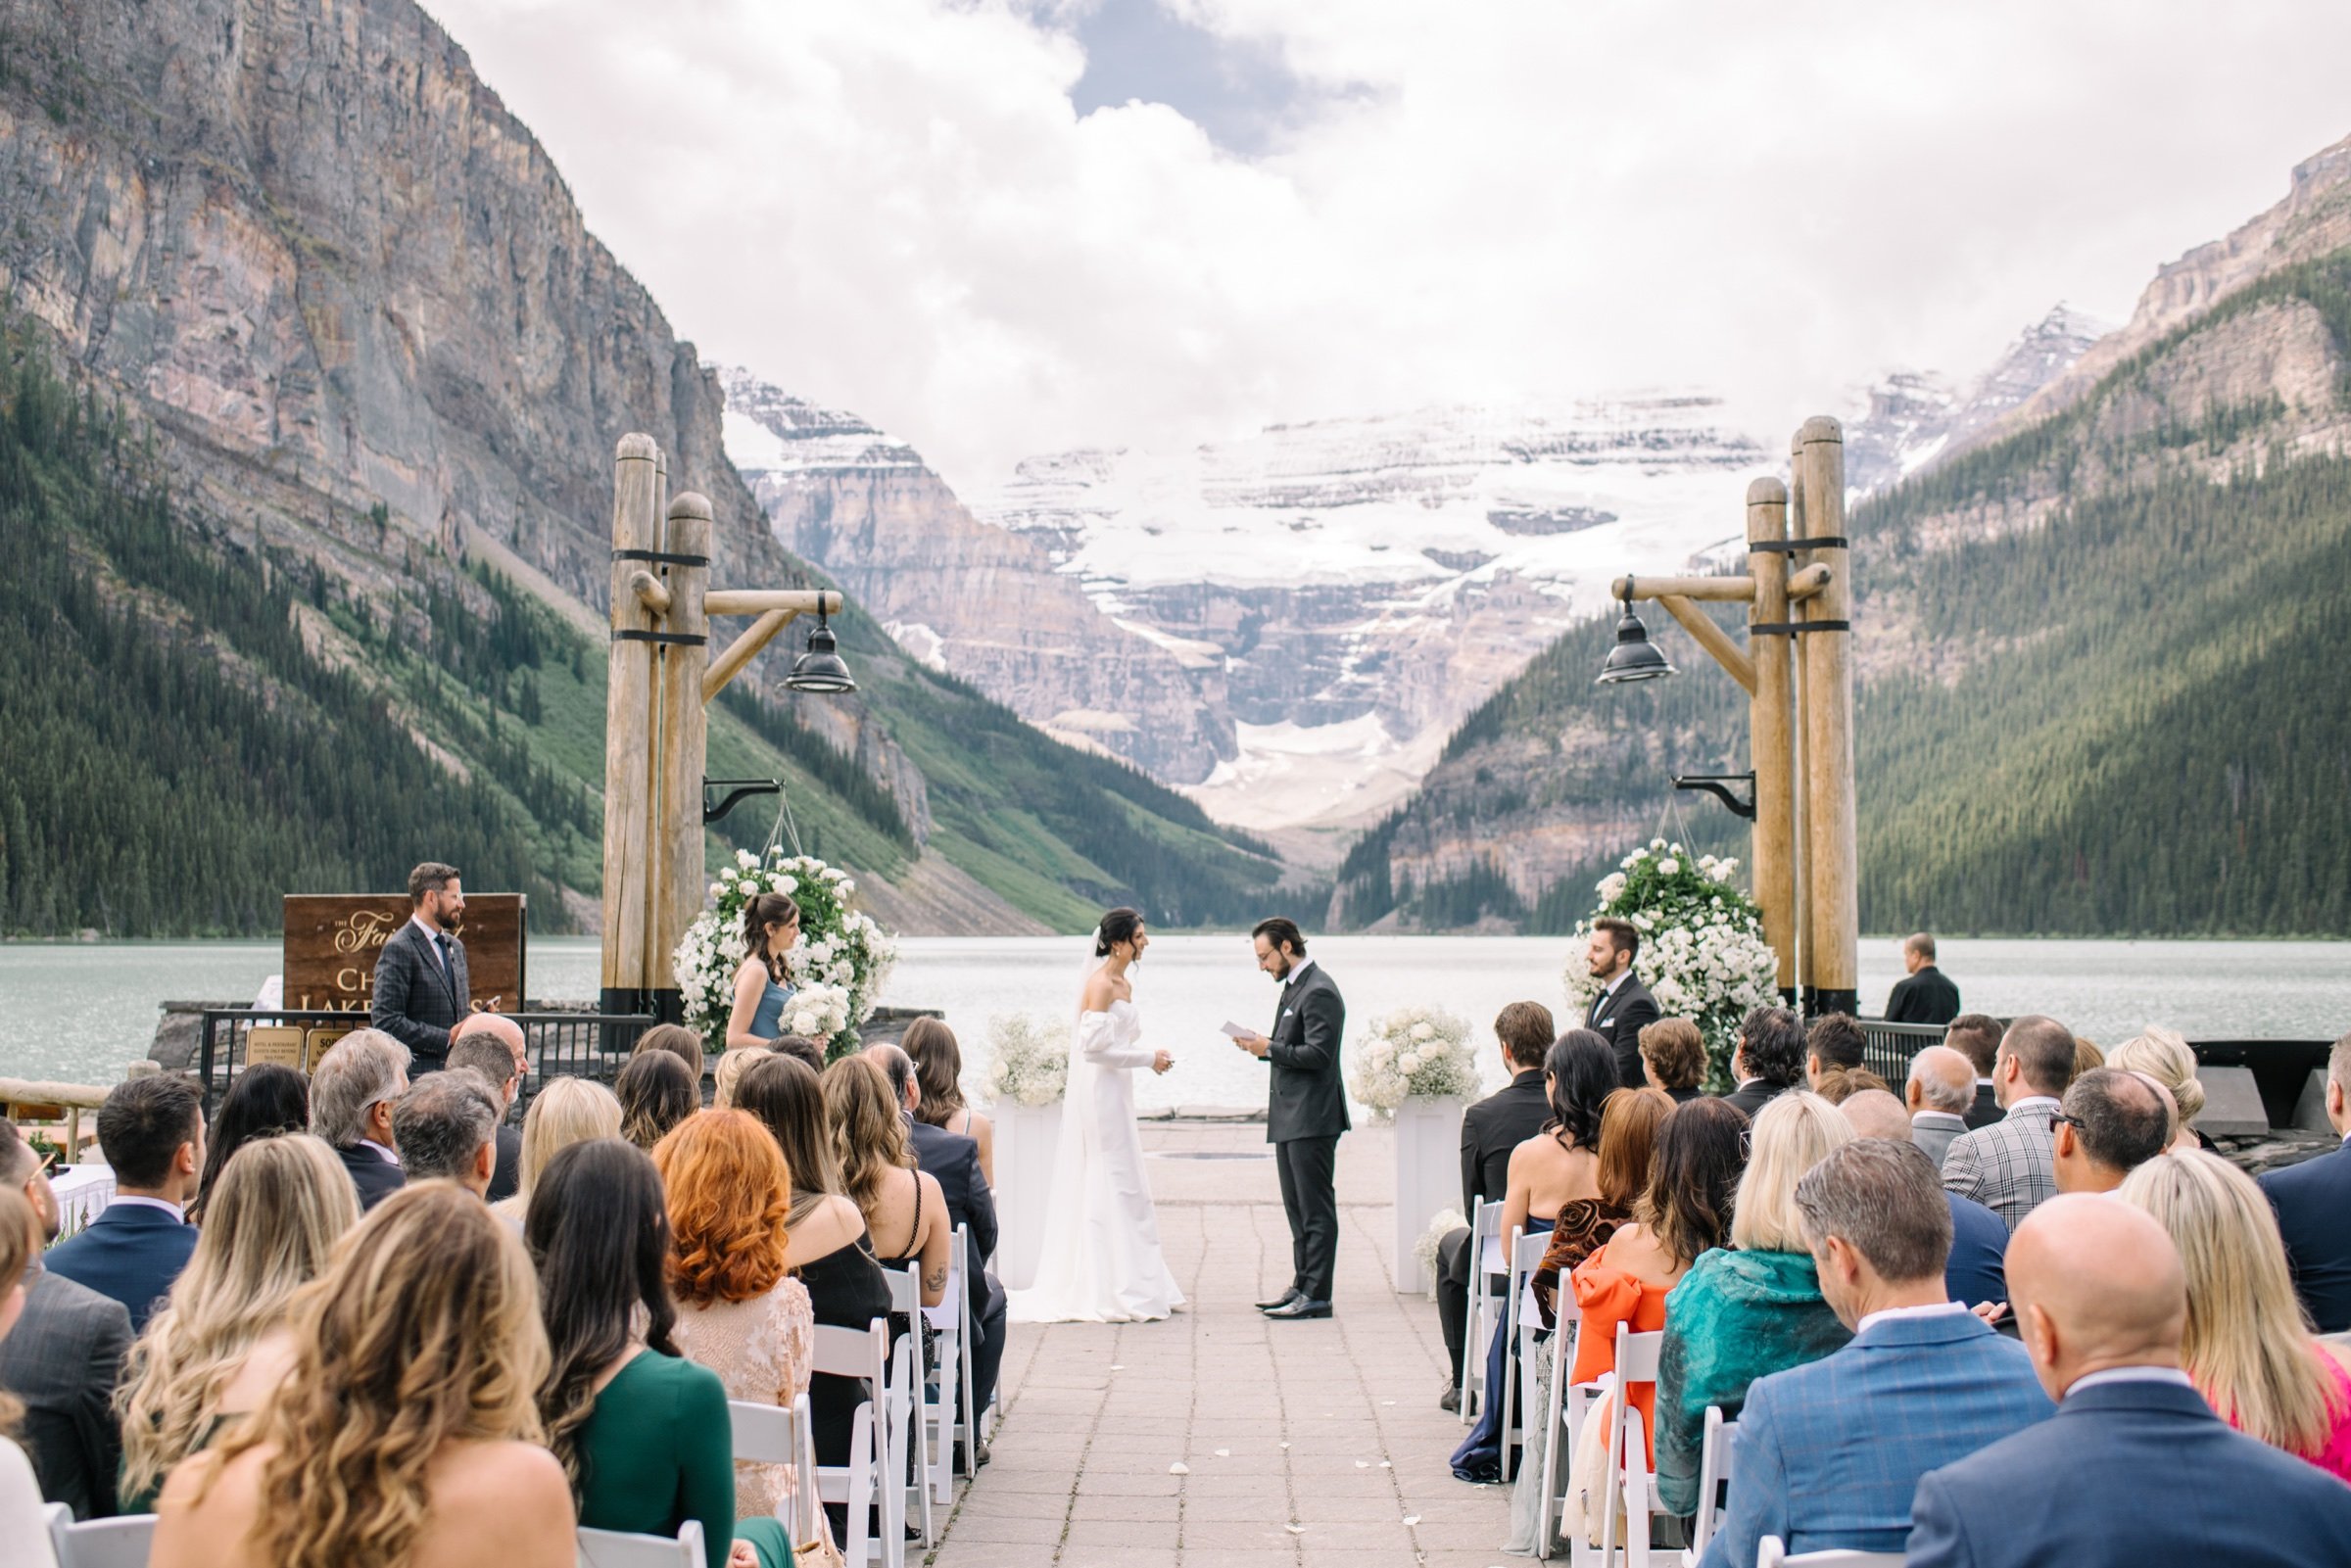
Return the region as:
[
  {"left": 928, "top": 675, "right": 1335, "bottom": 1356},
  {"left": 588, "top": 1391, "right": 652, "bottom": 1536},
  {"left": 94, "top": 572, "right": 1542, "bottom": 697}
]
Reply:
[
  {"left": 197, "top": 1010, "right": 659, "bottom": 1115},
  {"left": 1857, "top": 1020, "right": 1951, "bottom": 1084}
]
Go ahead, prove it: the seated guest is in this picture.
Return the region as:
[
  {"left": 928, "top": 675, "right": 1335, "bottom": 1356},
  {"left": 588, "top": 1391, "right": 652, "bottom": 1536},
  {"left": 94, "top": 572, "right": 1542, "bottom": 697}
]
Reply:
[
  {"left": 2051, "top": 1067, "right": 2171, "bottom": 1196},
  {"left": 868, "top": 1043, "right": 1005, "bottom": 1436},
  {"left": 0, "top": 1188, "right": 60, "bottom": 1558},
  {"left": 191, "top": 1065, "right": 308, "bottom": 1223},
  {"left": 1452, "top": 1030, "right": 1617, "bottom": 1481},
  {"left": 2108, "top": 1025, "right": 2210, "bottom": 1153},
  {"left": 1542, "top": 1097, "right": 1745, "bottom": 1553},
  {"left": 0, "top": 1119, "right": 131, "bottom": 1520},
  {"left": 1636, "top": 1018, "right": 1707, "bottom": 1105},
  {"left": 1721, "top": 1007, "right": 1804, "bottom": 1121},
  {"left": 649, "top": 1113, "right": 817, "bottom": 1532},
  {"left": 1505, "top": 1086, "right": 1669, "bottom": 1555},
  {"left": 1838, "top": 1091, "right": 2007, "bottom": 1313},
  {"left": 1813, "top": 1067, "right": 1889, "bottom": 1106},
  {"left": 309, "top": 1027, "right": 410, "bottom": 1211},
  {"left": 392, "top": 1069, "right": 502, "bottom": 1198},
  {"left": 825, "top": 1057, "right": 948, "bottom": 1307},
  {"left": 770, "top": 1034, "right": 826, "bottom": 1074},
  {"left": 151, "top": 1182, "right": 575, "bottom": 1568},
  {"left": 116, "top": 1135, "right": 358, "bottom": 1512},
  {"left": 632, "top": 1021, "right": 709, "bottom": 1089},
  {"left": 1944, "top": 1014, "right": 2005, "bottom": 1130},
  {"left": 2261, "top": 1031, "right": 2351, "bottom": 1333},
  {"left": 735, "top": 1053, "right": 890, "bottom": 1511},
  {"left": 712, "top": 1045, "right": 771, "bottom": 1111},
  {"left": 616, "top": 1050, "right": 698, "bottom": 1151},
  {"left": 492, "top": 1076, "right": 624, "bottom": 1224},
  {"left": 45, "top": 1076, "right": 203, "bottom": 1332},
  {"left": 1941, "top": 1014, "right": 2077, "bottom": 1231},
  {"left": 1436, "top": 1001, "right": 1556, "bottom": 1410},
  {"left": 905, "top": 1018, "right": 994, "bottom": 1185},
  {"left": 528, "top": 1138, "right": 793, "bottom": 1568},
  {"left": 1903, "top": 1046, "right": 1977, "bottom": 1169},
  {"left": 450, "top": 1014, "right": 530, "bottom": 1203},
  {"left": 1697, "top": 1139, "right": 2050, "bottom": 1566},
  {"left": 2072, "top": 1036, "right": 2104, "bottom": 1076},
  {"left": 1656, "top": 1092, "right": 1853, "bottom": 1517},
  {"left": 2122, "top": 1150, "right": 2351, "bottom": 1482},
  {"left": 1907, "top": 1196, "right": 2351, "bottom": 1568},
  {"left": 1884, "top": 932, "right": 1961, "bottom": 1025},
  {"left": 1802, "top": 1013, "right": 1866, "bottom": 1092},
  {"left": 444, "top": 1029, "right": 524, "bottom": 1203}
]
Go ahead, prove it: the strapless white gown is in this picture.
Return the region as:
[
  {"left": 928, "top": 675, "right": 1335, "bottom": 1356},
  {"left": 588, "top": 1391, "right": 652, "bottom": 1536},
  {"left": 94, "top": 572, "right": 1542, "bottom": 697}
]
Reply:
[{"left": 1008, "top": 999, "right": 1185, "bottom": 1323}]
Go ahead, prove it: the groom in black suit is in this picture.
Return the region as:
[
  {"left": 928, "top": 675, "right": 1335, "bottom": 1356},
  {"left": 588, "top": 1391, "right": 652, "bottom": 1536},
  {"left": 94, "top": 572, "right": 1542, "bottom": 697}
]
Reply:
[
  {"left": 1583, "top": 916, "right": 1659, "bottom": 1089},
  {"left": 1234, "top": 918, "right": 1348, "bottom": 1320}
]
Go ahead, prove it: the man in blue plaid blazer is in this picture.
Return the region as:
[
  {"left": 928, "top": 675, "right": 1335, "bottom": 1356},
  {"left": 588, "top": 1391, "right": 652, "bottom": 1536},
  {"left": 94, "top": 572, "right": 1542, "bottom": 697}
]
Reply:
[
  {"left": 1697, "top": 1140, "right": 2051, "bottom": 1567},
  {"left": 1939, "top": 1016, "right": 2078, "bottom": 1232}
]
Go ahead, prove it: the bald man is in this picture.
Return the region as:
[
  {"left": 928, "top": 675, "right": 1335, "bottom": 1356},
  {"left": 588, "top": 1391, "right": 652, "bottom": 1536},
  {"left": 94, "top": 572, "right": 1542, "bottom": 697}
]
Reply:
[
  {"left": 450, "top": 1013, "right": 528, "bottom": 1204},
  {"left": 1905, "top": 1046, "right": 1977, "bottom": 1169},
  {"left": 1907, "top": 1196, "right": 2351, "bottom": 1567}
]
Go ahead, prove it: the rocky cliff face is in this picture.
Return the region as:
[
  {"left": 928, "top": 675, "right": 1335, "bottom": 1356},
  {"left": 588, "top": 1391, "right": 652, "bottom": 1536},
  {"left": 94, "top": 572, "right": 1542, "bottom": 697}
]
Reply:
[{"left": 717, "top": 366, "right": 1233, "bottom": 783}]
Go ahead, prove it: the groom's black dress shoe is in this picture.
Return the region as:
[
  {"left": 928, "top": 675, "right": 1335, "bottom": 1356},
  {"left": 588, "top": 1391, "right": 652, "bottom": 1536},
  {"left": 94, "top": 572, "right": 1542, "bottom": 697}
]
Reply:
[
  {"left": 1256, "top": 1288, "right": 1304, "bottom": 1311},
  {"left": 1263, "top": 1297, "right": 1331, "bottom": 1320}
]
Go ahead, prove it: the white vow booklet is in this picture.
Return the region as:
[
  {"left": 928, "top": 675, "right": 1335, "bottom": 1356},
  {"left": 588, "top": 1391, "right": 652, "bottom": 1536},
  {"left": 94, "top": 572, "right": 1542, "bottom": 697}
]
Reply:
[{"left": 1220, "top": 1021, "right": 1256, "bottom": 1038}]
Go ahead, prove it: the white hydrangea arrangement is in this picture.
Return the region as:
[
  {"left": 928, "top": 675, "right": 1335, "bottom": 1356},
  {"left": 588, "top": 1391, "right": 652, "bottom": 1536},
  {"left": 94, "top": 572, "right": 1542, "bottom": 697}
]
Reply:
[
  {"left": 1415, "top": 1207, "right": 1467, "bottom": 1278},
  {"left": 976, "top": 1012, "right": 1069, "bottom": 1108},
  {"left": 675, "top": 848, "right": 898, "bottom": 1061},
  {"left": 1561, "top": 838, "right": 1779, "bottom": 1080},
  {"left": 1347, "top": 1004, "right": 1480, "bottom": 1119}
]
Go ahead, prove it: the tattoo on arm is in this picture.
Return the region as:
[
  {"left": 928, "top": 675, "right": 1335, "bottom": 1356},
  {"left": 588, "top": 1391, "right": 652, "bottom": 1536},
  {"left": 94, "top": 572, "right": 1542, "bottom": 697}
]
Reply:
[{"left": 925, "top": 1265, "right": 948, "bottom": 1293}]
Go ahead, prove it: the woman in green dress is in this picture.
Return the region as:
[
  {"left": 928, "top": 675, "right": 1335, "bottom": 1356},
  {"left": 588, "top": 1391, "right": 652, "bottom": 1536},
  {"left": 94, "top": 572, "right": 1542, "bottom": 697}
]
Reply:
[{"left": 527, "top": 1138, "right": 793, "bottom": 1568}]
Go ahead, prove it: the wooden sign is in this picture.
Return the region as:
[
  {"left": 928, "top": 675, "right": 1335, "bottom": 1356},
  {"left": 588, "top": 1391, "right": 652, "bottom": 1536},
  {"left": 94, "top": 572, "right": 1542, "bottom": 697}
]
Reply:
[{"left": 282, "top": 895, "right": 527, "bottom": 1017}]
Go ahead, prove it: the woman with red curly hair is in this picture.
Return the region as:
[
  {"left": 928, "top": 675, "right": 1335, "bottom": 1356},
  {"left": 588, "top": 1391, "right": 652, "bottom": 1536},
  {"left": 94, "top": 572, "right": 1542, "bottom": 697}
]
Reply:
[{"left": 650, "top": 1111, "right": 816, "bottom": 1526}]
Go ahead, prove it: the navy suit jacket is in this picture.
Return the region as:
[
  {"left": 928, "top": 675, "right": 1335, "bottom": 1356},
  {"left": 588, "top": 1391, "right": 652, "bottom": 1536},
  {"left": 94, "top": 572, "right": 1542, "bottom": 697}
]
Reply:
[
  {"left": 1943, "top": 1192, "right": 2008, "bottom": 1310},
  {"left": 2260, "top": 1135, "right": 2351, "bottom": 1333},
  {"left": 41, "top": 1203, "right": 197, "bottom": 1335},
  {"left": 1695, "top": 1309, "right": 2049, "bottom": 1566},
  {"left": 906, "top": 1117, "right": 998, "bottom": 1323},
  {"left": 1909, "top": 1378, "right": 2351, "bottom": 1568},
  {"left": 337, "top": 1141, "right": 408, "bottom": 1212}
]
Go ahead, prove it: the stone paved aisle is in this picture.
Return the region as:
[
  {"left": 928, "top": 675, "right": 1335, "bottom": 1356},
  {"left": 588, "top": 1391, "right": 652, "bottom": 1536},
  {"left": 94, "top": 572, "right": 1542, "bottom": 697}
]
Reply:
[{"left": 923, "top": 1121, "right": 1511, "bottom": 1568}]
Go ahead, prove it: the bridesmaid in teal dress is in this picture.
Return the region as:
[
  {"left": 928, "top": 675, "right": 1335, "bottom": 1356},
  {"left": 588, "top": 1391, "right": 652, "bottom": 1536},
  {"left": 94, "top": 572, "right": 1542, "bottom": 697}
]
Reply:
[
  {"left": 527, "top": 1138, "right": 793, "bottom": 1568},
  {"left": 729, "top": 892, "right": 801, "bottom": 1051}
]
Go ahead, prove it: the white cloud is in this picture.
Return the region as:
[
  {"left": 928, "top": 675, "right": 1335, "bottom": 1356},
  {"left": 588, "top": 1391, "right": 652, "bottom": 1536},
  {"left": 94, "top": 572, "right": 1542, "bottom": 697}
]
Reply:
[{"left": 427, "top": 0, "right": 2351, "bottom": 492}]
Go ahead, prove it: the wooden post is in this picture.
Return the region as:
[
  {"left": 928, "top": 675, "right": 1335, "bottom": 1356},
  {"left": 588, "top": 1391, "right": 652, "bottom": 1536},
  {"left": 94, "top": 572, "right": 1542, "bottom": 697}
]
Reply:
[
  {"left": 649, "top": 496, "right": 712, "bottom": 1021},
  {"left": 1788, "top": 431, "right": 1813, "bottom": 1011},
  {"left": 600, "top": 434, "right": 663, "bottom": 1018},
  {"left": 1745, "top": 477, "right": 1798, "bottom": 1004},
  {"left": 1794, "top": 416, "right": 1858, "bottom": 1018}
]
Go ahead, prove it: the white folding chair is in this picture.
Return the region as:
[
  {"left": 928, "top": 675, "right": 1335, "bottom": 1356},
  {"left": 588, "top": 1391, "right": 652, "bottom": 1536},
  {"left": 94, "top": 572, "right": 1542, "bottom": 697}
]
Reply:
[
  {"left": 1752, "top": 1539, "right": 1902, "bottom": 1568},
  {"left": 880, "top": 1266, "right": 935, "bottom": 1545},
  {"left": 576, "top": 1522, "right": 703, "bottom": 1567},
  {"left": 1531, "top": 1286, "right": 1590, "bottom": 1562},
  {"left": 729, "top": 1394, "right": 822, "bottom": 1547},
  {"left": 920, "top": 1223, "right": 971, "bottom": 1501},
  {"left": 1500, "top": 1225, "right": 1549, "bottom": 1481},
  {"left": 1598, "top": 1322, "right": 1664, "bottom": 1568},
  {"left": 47, "top": 1505, "right": 155, "bottom": 1568},
  {"left": 1683, "top": 1405, "right": 1734, "bottom": 1565},
  {"left": 1461, "top": 1197, "right": 1506, "bottom": 1422},
  {"left": 811, "top": 1319, "right": 897, "bottom": 1568}
]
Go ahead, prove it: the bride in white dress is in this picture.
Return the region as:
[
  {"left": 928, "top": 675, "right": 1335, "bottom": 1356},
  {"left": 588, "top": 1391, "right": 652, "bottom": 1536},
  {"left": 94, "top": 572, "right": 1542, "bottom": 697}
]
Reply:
[{"left": 1008, "top": 908, "right": 1186, "bottom": 1323}]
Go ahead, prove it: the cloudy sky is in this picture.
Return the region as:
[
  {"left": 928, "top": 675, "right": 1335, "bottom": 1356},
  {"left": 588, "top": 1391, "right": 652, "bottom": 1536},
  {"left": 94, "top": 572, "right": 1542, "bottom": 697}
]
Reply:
[{"left": 431, "top": 0, "right": 2351, "bottom": 492}]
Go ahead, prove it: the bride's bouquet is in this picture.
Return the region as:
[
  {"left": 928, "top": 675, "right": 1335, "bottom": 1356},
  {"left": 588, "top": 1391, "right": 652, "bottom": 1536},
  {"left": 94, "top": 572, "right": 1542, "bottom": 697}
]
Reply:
[
  {"left": 1349, "top": 1004, "right": 1480, "bottom": 1119},
  {"left": 978, "top": 1013, "right": 1069, "bottom": 1108}
]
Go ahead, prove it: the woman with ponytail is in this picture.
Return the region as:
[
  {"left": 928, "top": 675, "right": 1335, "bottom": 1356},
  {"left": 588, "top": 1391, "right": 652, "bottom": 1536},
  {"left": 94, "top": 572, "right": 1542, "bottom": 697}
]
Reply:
[{"left": 727, "top": 892, "right": 802, "bottom": 1051}]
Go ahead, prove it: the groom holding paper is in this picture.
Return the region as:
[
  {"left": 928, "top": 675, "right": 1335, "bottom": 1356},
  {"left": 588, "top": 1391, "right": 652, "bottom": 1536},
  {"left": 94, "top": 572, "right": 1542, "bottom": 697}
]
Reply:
[{"left": 1230, "top": 917, "right": 1349, "bottom": 1320}]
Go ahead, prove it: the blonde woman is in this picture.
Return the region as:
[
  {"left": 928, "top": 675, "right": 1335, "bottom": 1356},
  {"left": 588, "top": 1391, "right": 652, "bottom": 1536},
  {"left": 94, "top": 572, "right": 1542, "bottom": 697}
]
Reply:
[
  {"left": 117, "top": 1134, "right": 360, "bottom": 1512},
  {"left": 492, "top": 1077, "right": 624, "bottom": 1223},
  {"left": 0, "top": 1187, "right": 57, "bottom": 1567},
  {"left": 823, "top": 1055, "right": 948, "bottom": 1307},
  {"left": 1655, "top": 1091, "right": 1856, "bottom": 1515},
  {"left": 151, "top": 1183, "right": 573, "bottom": 1568},
  {"left": 2120, "top": 1150, "right": 2351, "bottom": 1481},
  {"left": 2108, "top": 1026, "right": 2209, "bottom": 1152},
  {"left": 711, "top": 1045, "right": 768, "bottom": 1112}
]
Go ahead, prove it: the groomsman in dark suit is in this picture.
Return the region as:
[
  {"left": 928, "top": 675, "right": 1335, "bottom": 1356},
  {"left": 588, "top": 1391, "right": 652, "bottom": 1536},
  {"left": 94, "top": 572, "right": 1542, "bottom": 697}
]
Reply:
[
  {"left": 372, "top": 860, "right": 471, "bottom": 1074},
  {"left": 1583, "top": 918, "right": 1660, "bottom": 1089},
  {"left": 1234, "top": 918, "right": 1347, "bottom": 1321},
  {"left": 41, "top": 1078, "right": 203, "bottom": 1334},
  {"left": 1945, "top": 1015, "right": 2006, "bottom": 1130},
  {"left": 1885, "top": 933, "right": 1962, "bottom": 1025}
]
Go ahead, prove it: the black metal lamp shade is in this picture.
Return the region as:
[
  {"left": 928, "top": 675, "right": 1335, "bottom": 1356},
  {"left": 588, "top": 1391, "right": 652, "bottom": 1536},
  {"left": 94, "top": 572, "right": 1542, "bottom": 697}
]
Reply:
[
  {"left": 1595, "top": 580, "right": 1675, "bottom": 685},
  {"left": 782, "top": 609, "right": 857, "bottom": 693}
]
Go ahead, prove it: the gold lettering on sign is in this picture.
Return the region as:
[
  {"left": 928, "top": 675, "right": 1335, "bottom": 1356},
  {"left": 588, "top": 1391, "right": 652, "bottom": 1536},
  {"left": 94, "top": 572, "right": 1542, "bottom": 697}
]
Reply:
[{"left": 333, "top": 909, "right": 397, "bottom": 957}]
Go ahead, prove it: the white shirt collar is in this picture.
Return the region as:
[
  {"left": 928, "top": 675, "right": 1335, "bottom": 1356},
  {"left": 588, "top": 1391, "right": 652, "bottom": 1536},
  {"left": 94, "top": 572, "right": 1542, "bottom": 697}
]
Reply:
[
  {"left": 1912, "top": 1109, "right": 1966, "bottom": 1124},
  {"left": 108, "top": 1194, "right": 186, "bottom": 1219},
  {"left": 1600, "top": 968, "right": 1631, "bottom": 999},
  {"left": 1976, "top": 1077, "right": 1994, "bottom": 1088},
  {"left": 2007, "top": 1095, "right": 2061, "bottom": 1116},
  {"left": 1856, "top": 1300, "right": 1969, "bottom": 1335},
  {"left": 410, "top": 913, "right": 445, "bottom": 941},
  {"left": 359, "top": 1138, "right": 402, "bottom": 1165},
  {"left": 1288, "top": 958, "right": 1317, "bottom": 986},
  {"left": 2068, "top": 1366, "right": 2194, "bottom": 1397}
]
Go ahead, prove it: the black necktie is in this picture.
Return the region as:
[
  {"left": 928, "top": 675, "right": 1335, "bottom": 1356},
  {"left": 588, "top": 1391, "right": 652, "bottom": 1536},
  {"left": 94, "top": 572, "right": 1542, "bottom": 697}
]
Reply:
[{"left": 434, "top": 932, "right": 455, "bottom": 988}]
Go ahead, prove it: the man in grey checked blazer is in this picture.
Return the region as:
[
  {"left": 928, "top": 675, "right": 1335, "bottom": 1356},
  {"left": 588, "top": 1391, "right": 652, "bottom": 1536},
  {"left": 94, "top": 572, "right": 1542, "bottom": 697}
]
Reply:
[{"left": 1941, "top": 1016, "right": 2079, "bottom": 1233}]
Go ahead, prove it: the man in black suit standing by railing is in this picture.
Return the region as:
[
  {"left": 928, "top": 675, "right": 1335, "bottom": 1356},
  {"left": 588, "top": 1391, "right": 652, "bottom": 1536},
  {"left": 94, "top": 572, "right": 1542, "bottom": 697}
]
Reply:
[
  {"left": 371, "top": 861, "right": 470, "bottom": 1074},
  {"left": 1885, "top": 933, "right": 1961, "bottom": 1026}
]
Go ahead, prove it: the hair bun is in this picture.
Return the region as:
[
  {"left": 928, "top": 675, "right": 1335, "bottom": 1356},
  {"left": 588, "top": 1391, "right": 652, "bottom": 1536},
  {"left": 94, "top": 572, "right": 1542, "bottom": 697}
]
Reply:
[{"left": 1091, "top": 926, "right": 1109, "bottom": 958}]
